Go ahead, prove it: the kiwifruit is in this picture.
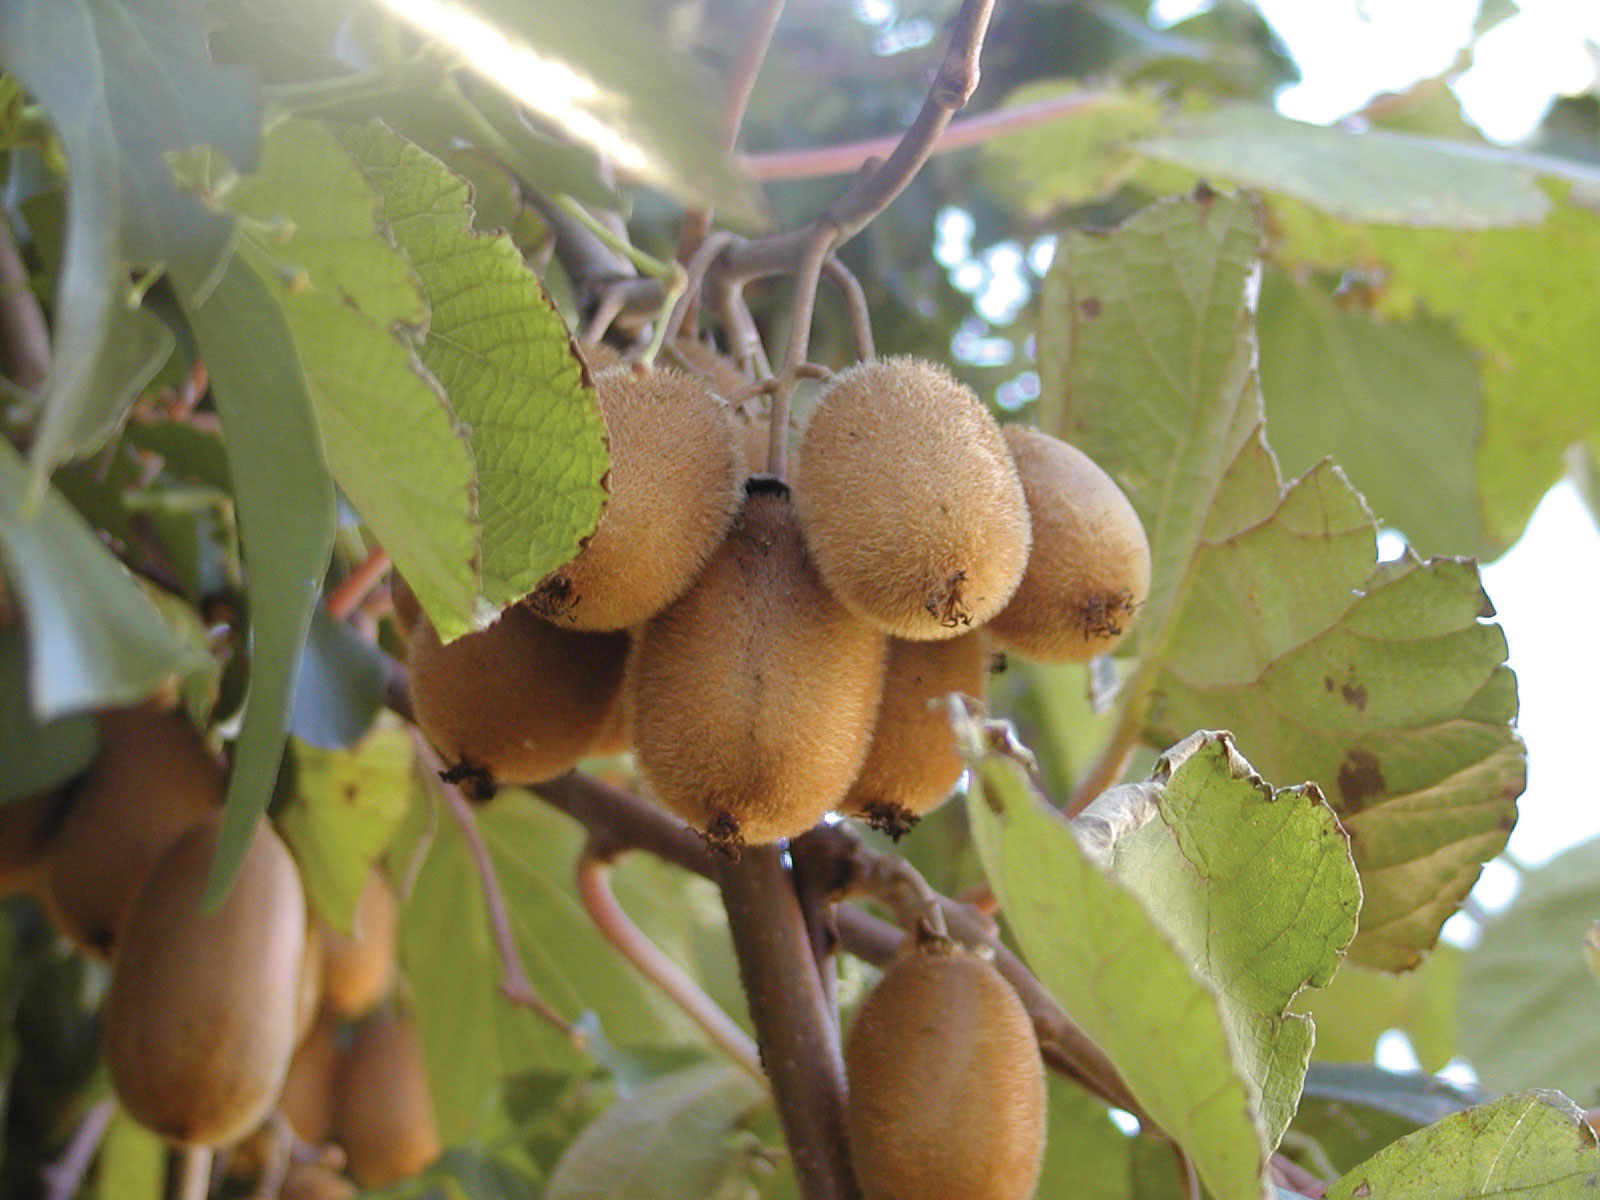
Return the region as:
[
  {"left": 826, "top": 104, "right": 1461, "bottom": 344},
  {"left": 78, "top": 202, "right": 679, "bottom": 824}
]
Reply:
[
  {"left": 529, "top": 363, "right": 742, "bottom": 631},
  {"left": 295, "top": 916, "right": 326, "bottom": 1044},
  {"left": 796, "top": 357, "right": 1031, "bottom": 640},
  {"left": 320, "top": 867, "right": 398, "bottom": 1018},
  {"left": 46, "top": 704, "right": 223, "bottom": 957},
  {"left": 988, "top": 426, "right": 1151, "bottom": 662},
  {"left": 280, "top": 1016, "right": 339, "bottom": 1144},
  {"left": 408, "top": 605, "right": 629, "bottom": 792},
  {"left": 845, "top": 939, "right": 1046, "bottom": 1200},
  {"left": 333, "top": 1012, "right": 441, "bottom": 1188},
  {"left": 627, "top": 480, "right": 887, "bottom": 851},
  {"left": 104, "top": 814, "right": 307, "bottom": 1146},
  {"left": 586, "top": 686, "right": 631, "bottom": 758},
  {"left": 279, "top": 1163, "right": 356, "bottom": 1200},
  {"left": 0, "top": 788, "right": 73, "bottom": 897},
  {"left": 574, "top": 338, "right": 626, "bottom": 376},
  {"left": 839, "top": 633, "right": 990, "bottom": 839},
  {"left": 671, "top": 333, "right": 748, "bottom": 401}
]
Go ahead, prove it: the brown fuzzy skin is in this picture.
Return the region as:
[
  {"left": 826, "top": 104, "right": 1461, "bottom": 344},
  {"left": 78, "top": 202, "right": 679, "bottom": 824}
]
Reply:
[
  {"left": 46, "top": 705, "right": 223, "bottom": 957},
  {"left": 105, "top": 815, "right": 307, "bottom": 1147},
  {"left": 797, "top": 357, "right": 1031, "bottom": 640},
  {"left": 840, "top": 633, "right": 990, "bottom": 838},
  {"left": 408, "top": 606, "right": 629, "bottom": 790},
  {"left": 279, "top": 1164, "right": 356, "bottom": 1200},
  {"left": 530, "top": 364, "right": 743, "bottom": 631},
  {"left": 320, "top": 868, "right": 398, "bottom": 1018},
  {"left": 672, "top": 334, "right": 747, "bottom": 400},
  {"left": 989, "top": 426, "right": 1152, "bottom": 662},
  {"left": 574, "top": 339, "right": 626, "bottom": 375},
  {"left": 0, "top": 788, "right": 73, "bottom": 897},
  {"left": 280, "top": 1016, "right": 339, "bottom": 1144},
  {"left": 845, "top": 943, "right": 1046, "bottom": 1200},
  {"left": 334, "top": 1013, "right": 441, "bottom": 1188},
  {"left": 628, "top": 483, "right": 887, "bottom": 848}
]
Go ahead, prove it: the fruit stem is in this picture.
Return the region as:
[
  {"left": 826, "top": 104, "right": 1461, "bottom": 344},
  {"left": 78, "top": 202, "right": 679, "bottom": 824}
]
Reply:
[
  {"left": 718, "top": 845, "right": 861, "bottom": 1200},
  {"left": 553, "top": 194, "right": 678, "bottom": 286},
  {"left": 40, "top": 1099, "right": 112, "bottom": 1200},
  {"left": 576, "top": 850, "right": 765, "bottom": 1083},
  {"left": 325, "top": 547, "right": 392, "bottom": 622},
  {"left": 767, "top": 227, "right": 834, "bottom": 478},
  {"left": 413, "top": 733, "right": 584, "bottom": 1046},
  {"left": 822, "top": 257, "right": 875, "bottom": 362},
  {"left": 168, "top": 1147, "right": 212, "bottom": 1200}
]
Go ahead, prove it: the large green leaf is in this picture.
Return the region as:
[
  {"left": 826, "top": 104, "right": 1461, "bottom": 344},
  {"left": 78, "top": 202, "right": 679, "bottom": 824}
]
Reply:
[
  {"left": 1092, "top": 732, "right": 1360, "bottom": 1146},
  {"left": 543, "top": 1062, "right": 766, "bottom": 1200},
  {"left": 1459, "top": 838, "right": 1600, "bottom": 1103},
  {"left": 224, "top": 117, "right": 483, "bottom": 640},
  {"left": 389, "top": 0, "right": 756, "bottom": 220},
  {"left": 0, "top": 440, "right": 204, "bottom": 718},
  {"left": 399, "top": 791, "right": 711, "bottom": 1144},
  {"left": 0, "top": 625, "right": 95, "bottom": 801},
  {"left": 1255, "top": 268, "right": 1482, "bottom": 558},
  {"left": 1269, "top": 185, "right": 1600, "bottom": 555},
  {"left": 1137, "top": 106, "right": 1564, "bottom": 228},
  {"left": 964, "top": 734, "right": 1273, "bottom": 1200},
  {"left": 186, "top": 253, "right": 338, "bottom": 905},
  {"left": 1038, "top": 190, "right": 1525, "bottom": 971},
  {"left": 334, "top": 122, "right": 608, "bottom": 613},
  {"left": 1325, "top": 1091, "right": 1600, "bottom": 1198},
  {"left": 275, "top": 724, "right": 413, "bottom": 932},
  {"left": 0, "top": 0, "right": 257, "bottom": 483}
]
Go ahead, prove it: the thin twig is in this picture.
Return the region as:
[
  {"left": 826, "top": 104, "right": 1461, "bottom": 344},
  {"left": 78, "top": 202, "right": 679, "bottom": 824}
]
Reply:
[
  {"left": 718, "top": 846, "right": 860, "bottom": 1200},
  {"left": 741, "top": 87, "right": 1113, "bottom": 182},
  {"left": 718, "top": 282, "right": 774, "bottom": 380},
  {"left": 837, "top": 841, "right": 947, "bottom": 941},
  {"left": 170, "top": 1147, "right": 213, "bottom": 1200},
  {"left": 1272, "top": 1152, "right": 1329, "bottom": 1198},
  {"left": 412, "top": 732, "right": 582, "bottom": 1043},
  {"left": 0, "top": 213, "right": 50, "bottom": 392},
  {"left": 665, "top": 231, "right": 740, "bottom": 345},
  {"left": 822, "top": 257, "right": 875, "bottom": 362},
  {"left": 768, "top": 227, "right": 833, "bottom": 478},
  {"left": 325, "top": 548, "right": 392, "bottom": 621},
  {"left": 41, "top": 1099, "right": 113, "bottom": 1200},
  {"left": 1173, "top": 1144, "right": 1201, "bottom": 1200},
  {"left": 576, "top": 849, "right": 765, "bottom": 1082}
]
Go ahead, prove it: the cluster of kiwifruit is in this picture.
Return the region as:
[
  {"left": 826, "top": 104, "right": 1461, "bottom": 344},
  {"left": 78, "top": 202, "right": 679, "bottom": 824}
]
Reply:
[
  {"left": 405, "top": 341, "right": 1151, "bottom": 852},
  {"left": 2, "top": 702, "right": 438, "bottom": 1198}
]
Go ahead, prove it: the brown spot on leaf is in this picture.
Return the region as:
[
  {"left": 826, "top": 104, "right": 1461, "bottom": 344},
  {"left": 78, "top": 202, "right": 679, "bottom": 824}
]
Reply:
[
  {"left": 1323, "top": 676, "right": 1335, "bottom": 692},
  {"left": 1079, "top": 297, "right": 1101, "bottom": 318},
  {"left": 1336, "top": 749, "right": 1386, "bottom": 812},
  {"left": 1340, "top": 682, "right": 1368, "bottom": 711}
]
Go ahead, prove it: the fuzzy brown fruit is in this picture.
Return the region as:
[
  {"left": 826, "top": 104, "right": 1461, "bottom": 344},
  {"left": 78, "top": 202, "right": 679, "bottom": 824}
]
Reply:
[
  {"left": 628, "top": 480, "right": 887, "bottom": 850},
  {"left": 845, "top": 941, "right": 1046, "bottom": 1200},
  {"left": 294, "top": 917, "right": 326, "bottom": 1044},
  {"left": 840, "top": 633, "right": 990, "bottom": 838},
  {"left": 320, "top": 867, "right": 398, "bottom": 1018},
  {"left": 46, "top": 705, "right": 223, "bottom": 957},
  {"left": 334, "top": 1013, "right": 441, "bottom": 1188},
  {"left": 408, "top": 605, "right": 628, "bottom": 791},
  {"left": 105, "top": 814, "right": 307, "bottom": 1146},
  {"left": 529, "top": 363, "right": 743, "bottom": 631},
  {"left": 797, "top": 357, "right": 1031, "bottom": 640},
  {"left": 279, "top": 1164, "right": 357, "bottom": 1200},
  {"left": 988, "top": 426, "right": 1151, "bottom": 662},
  {"left": 280, "top": 1016, "right": 339, "bottom": 1144}
]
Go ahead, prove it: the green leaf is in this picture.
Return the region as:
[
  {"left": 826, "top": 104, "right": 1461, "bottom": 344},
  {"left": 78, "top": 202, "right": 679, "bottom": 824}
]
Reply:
[
  {"left": 1255, "top": 268, "right": 1482, "bottom": 558},
  {"left": 543, "top": 1062, "right": 766, "bottom": 1200},
  {"left": 289, "top": 606, "right": 385, "bottom": 751},
  {"left": 1299, "top": 947, "right": 1462, "bottom": 1072},
  {"left": 964, "top": 736, "right": 1272, "bottom": 1200},
  {"left": 0, "top": 0, "right": 257, "bottom": 483},
  {"left": 1091, "top": 732, "right": 1360, "bottom": 1146},
  {"left": 0, "top": 439, "right": 204, "bottom": 718},
  {"left": 1459, "top": 838, "right": 1600, "bottom": 1102},
  {"left": 399, "top": 792, "right": 715, "bottom": 1144},
  {"left": 334, "top": 121, "right": 608, "bottom": 612},
  {"left": 1034, "top": 1077, "right": 1134, "bottom": 1200},
  {"left": 1038, "top": 190, "right": 1525, "bottom": 971},
  {"left": 1325, "top": 1090, "right": 1600, "bottom": 1198},
  {"left": 95, "top": 1107, "right": 165, "bottom": 1200},
  {"left": 0, "top": 626, "right": 95, "bottom": 801},
  {"left": 1137, "top": 106, "right": 1560, "bottom": 228},
  {"left": 1302, "top": 1063, "right": 1482, "bottom": 1128},
  {"left": 186, "top": 254, "right": 338, "bottom": 905},
  {"left": 408, "top": 0, "right": 757, "bottom": 220},
  {"left": 982, "top": 83, "right": 1161, "bottom": 214},
  {"left": 224, "top": 117, "right": 483, "bottom": 640},
  {"left": 1269, "top": 184, "right": 1600, "bottom": 554},
  {"left": 276, "top": 724, "right": 413, "bottom": 932}
]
